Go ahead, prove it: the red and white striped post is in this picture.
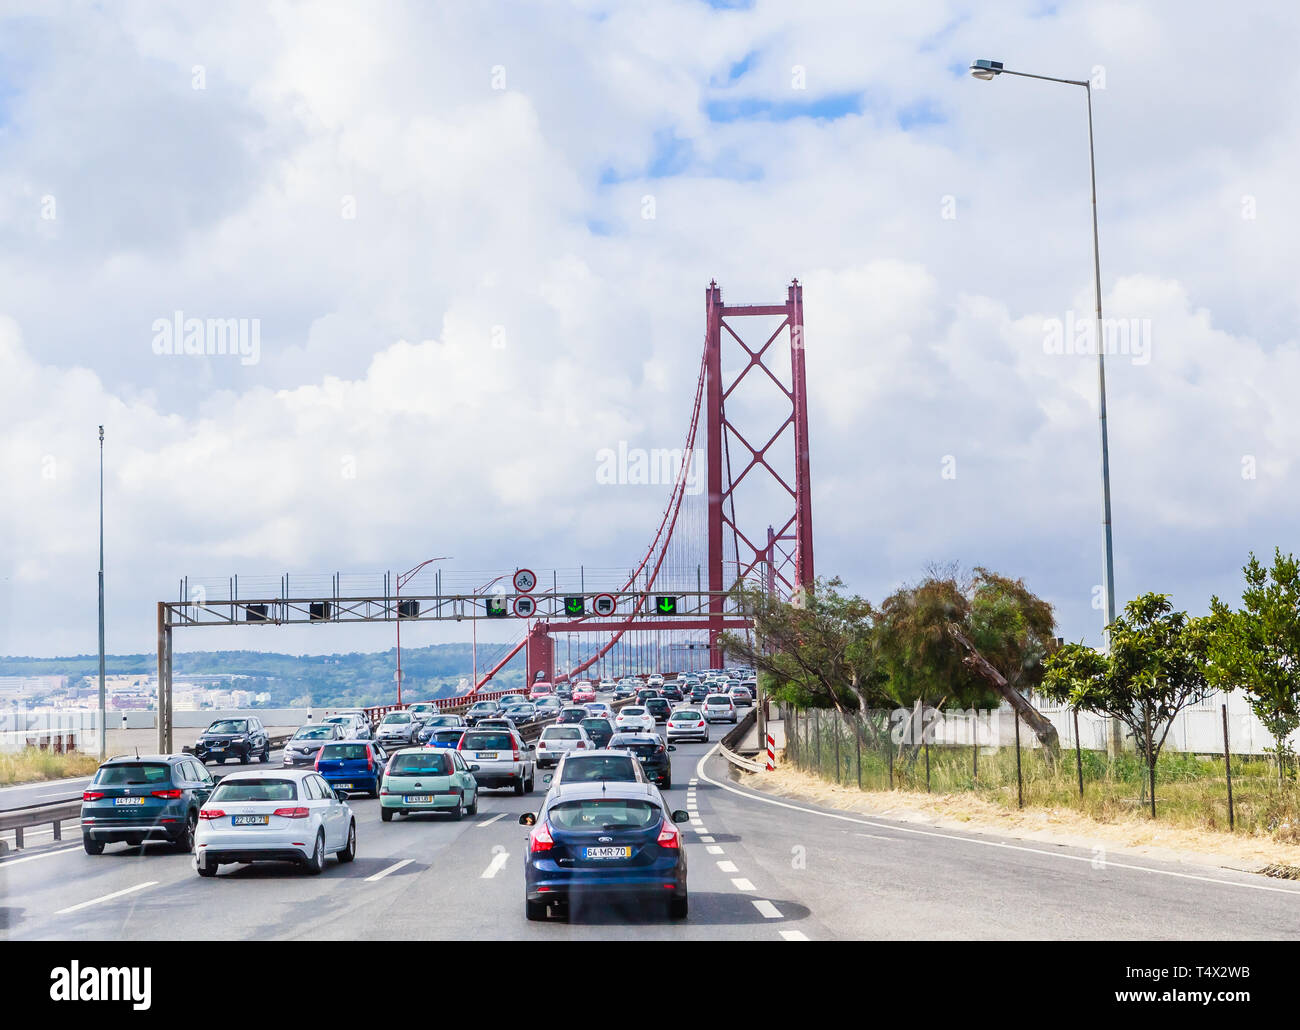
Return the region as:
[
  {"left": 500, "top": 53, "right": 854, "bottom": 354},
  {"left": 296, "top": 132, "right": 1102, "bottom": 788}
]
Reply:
[{"left": 765, "top": 732, "right": 776, "bottom": 771}]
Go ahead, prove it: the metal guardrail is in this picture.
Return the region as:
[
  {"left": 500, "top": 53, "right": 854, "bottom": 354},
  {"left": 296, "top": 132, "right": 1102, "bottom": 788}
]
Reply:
[
  {"left": 0, "top": 800, "right": 81, "bottom": 852},
  {"left": 718, "top": 709, "right": 764, "bottom": 773}
]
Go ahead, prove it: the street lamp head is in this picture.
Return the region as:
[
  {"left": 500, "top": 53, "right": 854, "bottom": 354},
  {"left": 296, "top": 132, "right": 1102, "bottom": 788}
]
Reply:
[{"left": 969, "top": 59, "right": 1004, "bottom": 80}]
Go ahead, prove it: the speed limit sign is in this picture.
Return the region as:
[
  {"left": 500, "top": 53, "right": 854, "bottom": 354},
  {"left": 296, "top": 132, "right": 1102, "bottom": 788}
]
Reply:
[{"left": 513, "top": 568, "right": 537, "bottom": 593}]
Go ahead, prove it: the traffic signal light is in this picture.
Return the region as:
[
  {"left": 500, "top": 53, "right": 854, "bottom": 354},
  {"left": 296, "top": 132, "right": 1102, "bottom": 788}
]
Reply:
[
  {"left": 655, "top": 595, "right": 678, "bottom": 615},
  {"left": 564, "top": 596, "right": 585, "bottom": 616},
  {"left": 485, "top": 597, "right": 507, "bottom": 618}
]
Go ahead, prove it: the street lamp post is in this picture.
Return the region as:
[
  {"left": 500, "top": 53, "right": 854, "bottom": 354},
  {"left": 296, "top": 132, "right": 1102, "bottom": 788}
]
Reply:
[
  {"left": 969, "top": 59, "right": 1117, "bottom": 650},
  {"left": 395, "top": 556, "right": 451, "bottom": 706},
  {"left": 97, "top": 425, "right": 106, "bottom": 760}
]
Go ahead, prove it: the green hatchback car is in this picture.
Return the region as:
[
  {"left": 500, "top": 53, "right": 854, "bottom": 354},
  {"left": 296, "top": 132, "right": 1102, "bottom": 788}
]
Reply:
[{"left": 380, "top": 747, "right": 480, "bottom": 821}]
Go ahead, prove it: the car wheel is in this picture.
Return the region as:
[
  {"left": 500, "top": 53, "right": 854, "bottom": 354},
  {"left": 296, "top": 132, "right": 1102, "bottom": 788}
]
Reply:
[
  {"left": 663, "top": 777, "right": 672, "bottom": 790},
  {"left": 513, "top": 776, "right": 525, "bottom": 796},
  {"left": 450, "top": 793, "right": 465, "bottom": 821},
  {"left": 669, "top": 894, "right": 689, "bottom": 920},
  {"left": 216, "top": 757, "right": 226, "bottom": 765},
  {"left": 304, "top": 831, "right": 326, "bottom": 875},
  {"left": 175, "top": 811, "right": 197, "bottom": 853},
  {"left": 83, "top": 835, "right": 104, "bottom": 855},
  {"left": 373, "top": 779, "right": 383, "bottom": 798},
  {"left": 338, "top": 821, "right": 356, "bottom": 863},
  {"left": 525, "top": 773, "right": 534, "bottom": 794},
  {"left": 467, "top": 790, "right": 479, "bottom": 816},
  {"left": 260, "top": 744, "right": 270, "bottom": 763},
  {"left": 525, "top": 899, "right": 547, "bottom": 921},
  {"left": 381, "top": 807, "right": 393, "bottom": 823},
  {"left": 196, "top": 855, "right": 219, "bottom": 877},
  {"left": 126, "top": 835, "right": 143, "bottom": 846}
]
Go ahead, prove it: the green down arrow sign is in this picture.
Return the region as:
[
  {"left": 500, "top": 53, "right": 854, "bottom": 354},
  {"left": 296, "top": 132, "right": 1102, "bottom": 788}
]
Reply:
[
  {"left": 655, "top": 595, "right": 678, "bottom": 615},
  {"left": 564, "top": 596, "right": 584, "bottom": 616}
]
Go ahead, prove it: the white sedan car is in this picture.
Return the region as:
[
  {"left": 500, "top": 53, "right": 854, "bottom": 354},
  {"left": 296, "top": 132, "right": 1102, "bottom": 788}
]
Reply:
[
  {"left": 666, "top": 707, "right": 711, "bottom": 743},
  {"left": 194, "top": 769, "right": 356, "bottom": 877},
  {"left": 615, "top": 706, "right": 656, "bottom": 734}
]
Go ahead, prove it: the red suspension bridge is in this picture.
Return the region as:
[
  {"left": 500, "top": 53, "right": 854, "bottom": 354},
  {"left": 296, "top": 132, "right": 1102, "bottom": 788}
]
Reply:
[{"left": 156, "top": 280, "right": 815, "bottom": 743}]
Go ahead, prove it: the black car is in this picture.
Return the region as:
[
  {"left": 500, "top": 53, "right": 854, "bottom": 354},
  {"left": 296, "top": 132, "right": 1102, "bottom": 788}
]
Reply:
[
  {"left": 282, "top": 722, "right": 345, "bottom": 767},
  {"left": 635, "top": 688, "right": 661, "bottom": 705},
  {"left": 520, "top": 782, "right": 690, "bottom": 921},
  {"left": 608, "top": 732, "right": 675, "bottom": 789},
  {"left": 644, "top": 697, "right": 672, "bottom": 723},
  {"left": 417, "top": 714, "right": 468, "bottom": 744},
  {"left": 556, "top": 706, "right": 588, "bottom": 725},
  {"left": 688, "top": 685, "right": 709, "bottom": 704},
  {"left": 660, "top": 686, "right": 684, "bottom": 703},
  {"left": 580, "top": 718, "right": 615, "bottom": 749},
  {"left": 554, "top": 685, "right": 574, "bottom": 701},
  {"left": 464, "top": 701, "right": 501, "bottom": 726},
  {"left": 80, "top": 753, "right": 215, "bottom": 854},
  {"left": 194, "top": 717, "right": 270, "bottom": 765}
]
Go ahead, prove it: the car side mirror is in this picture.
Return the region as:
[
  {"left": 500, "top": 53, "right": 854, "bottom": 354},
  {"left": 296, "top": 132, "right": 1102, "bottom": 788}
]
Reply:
[
  {"left": 336, "top": 790, "right": 349, "bottom": 801},
  {"left": 470, "top": 765, "right": 481, "bottom": 772},
  {"left": 667, "top": 745, "right": 677, "bottom": 752},
  {"left": 519, "top": 813, "right": 536, "bottom": 826},
  {"left": 543, "top": 773, "right": 553, "bottom": 783},
  {"left": 671, "top": 810, "right": 690, "bottom": 823}
]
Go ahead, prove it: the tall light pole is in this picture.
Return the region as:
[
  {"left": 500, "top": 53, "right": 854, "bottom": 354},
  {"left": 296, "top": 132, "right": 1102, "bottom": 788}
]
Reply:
[
  {"left": 969, "top": 59, "right": 1117, "bottom": 650},
  {"left": 97, "top": 425, "right": 106, "bottom": 760},
  {"left": 471, "top": 574, "right": 506, "bottom": 690},
  {"left": 394, "top": 556, "right": 451, "bottom": 706}
]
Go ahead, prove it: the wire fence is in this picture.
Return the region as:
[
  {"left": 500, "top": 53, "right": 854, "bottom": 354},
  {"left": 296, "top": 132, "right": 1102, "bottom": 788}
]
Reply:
[{"left": 782, "top": 705, "right": 1300, "bottom": 838}]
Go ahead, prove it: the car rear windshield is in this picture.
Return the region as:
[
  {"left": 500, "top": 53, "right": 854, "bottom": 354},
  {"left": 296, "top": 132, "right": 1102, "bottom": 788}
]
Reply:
[
  {"left": 207, "top": 720, "right": 247, "bottom": 734},
  {"left": 463, "top": 732, "right": 512, "bottom": 750},
  {"left": 544, "top": 726, "right": 582, "bottom": 740},
  {"left": 582, "top": 719, "right": 612, "bottom": 733},
  {"left": 706, "top": 695, "right": 730, "bottom": 703},
  {"left": 93, "top": 762, "right": 171, "bottom": 786},
  {"left": 647, "top": 699, "right": 669, "bottom": 710},
  {"left": 623, "top": 707, "right": 645, "bottom": 715},
  {"left": 382, "top": 712, "right": 411, "bottom": 723},
  {"left": 674, "top": 710, "right": 701, "bottom": 720},
  {"left": 560, "top": 755, "right": 637, "bottom": 783},
  {"left": 388, "top": 752, "right": 452, "bottom": 775},
  {"left": 548, "top": 799, "right": 659, "bottom": 830},
  {"left": 294, "top": 726, "right": 334, "bottom": 739},
  {"left": 211, "top": 778, "right": 298, "bottom": 802},
  {"left": 621, "top": 742, "right": 661, "bottom": 758},
  {"left": 320, "top": 744, "right": 370, "bottom": 760},
  {"left": 432, "top": 730, "right": 465, "bottom": 742}
]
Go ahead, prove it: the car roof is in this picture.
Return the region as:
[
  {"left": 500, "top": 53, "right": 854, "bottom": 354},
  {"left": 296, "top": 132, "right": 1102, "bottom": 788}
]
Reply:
[
  {"left": 102, "top": 753, "right": 179, "bottom": 764},
  {"left": 544, "top": 780, "right": 660, "bottom": 804},
  {"left": 219, "top": 767, "right": 314, "bottom": 780}
]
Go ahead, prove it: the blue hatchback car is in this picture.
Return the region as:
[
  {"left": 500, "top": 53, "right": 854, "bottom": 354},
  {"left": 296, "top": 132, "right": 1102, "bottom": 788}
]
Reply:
[
  {"left": 315, "top": 740, "right": 388, "bottom": 797},
  {"left": 519, "top": 782, "right": 690, "bottom": 921}
]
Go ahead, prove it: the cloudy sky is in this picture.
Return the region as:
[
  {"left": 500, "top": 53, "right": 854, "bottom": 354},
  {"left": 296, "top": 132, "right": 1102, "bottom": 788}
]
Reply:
[{"left": 2, "top": 0, "right": 1297, "bottom": 660}]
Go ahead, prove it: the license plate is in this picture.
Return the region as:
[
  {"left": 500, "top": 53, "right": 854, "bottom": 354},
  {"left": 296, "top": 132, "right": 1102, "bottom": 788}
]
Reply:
[
  {"left": 233, "top": 815, "right": 268, "bottom": 826},
  {"left": 583, "top": 846, "right": 632, "bottom": 860},
  {"left": 405, "top": 795, "right": 434, "bottom": 804},
  {"left": 114, "top": 797, "right": 145, "bottom": 806},
  {"left": 336, "top": 783, "right": 354, "bottom": 789},
  {"left": 210, "top": 746, "right": 225, "bottom": 751},
  {"left": 476, "top": 752, "right": 497, "bottom": 760}
]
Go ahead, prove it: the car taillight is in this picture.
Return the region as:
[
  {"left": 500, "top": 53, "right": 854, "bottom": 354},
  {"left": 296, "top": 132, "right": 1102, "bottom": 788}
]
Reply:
[
  {"left": 82, "top": 790, "right": 105, "bottom": 801},
  {"left": 698, "top": 721, "right": 705, "bottom": 727},
  {"left": 530, "top": 821, "right": 554, "bottom": 852},
  {"left": 151, "top": 788, "right": 183, "bottom": 799},
  {"left": 198, "top": 809, "right": 225, "bottom": 820},
  {"left": 576, "top": 742, "right": 585, "bottom": 749},
  {"left": 538, "top": 741, "right": 546, "bottom": 748},
  {"left": 314, "top": 751, "right": 322, "bottom": 770},
  {"left": 657, "top": 823, "right": 680, "bottom": 848},
  {"left": 513, "top": 748, "right": 521, "bottom": 761},
  {"left": 274, "top": 807, "right": 310, "bottom": 818}
]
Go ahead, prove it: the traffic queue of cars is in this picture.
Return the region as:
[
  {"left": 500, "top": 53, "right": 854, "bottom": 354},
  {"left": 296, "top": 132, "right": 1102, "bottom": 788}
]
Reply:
[{"left": 79, "top": 671, "right": 755, "bottom": 907}]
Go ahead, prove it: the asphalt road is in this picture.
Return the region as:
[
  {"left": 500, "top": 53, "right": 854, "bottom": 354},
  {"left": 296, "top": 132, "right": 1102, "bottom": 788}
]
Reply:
[{"left": 5, "top": 735, "right": 1300, "bottom": 940}]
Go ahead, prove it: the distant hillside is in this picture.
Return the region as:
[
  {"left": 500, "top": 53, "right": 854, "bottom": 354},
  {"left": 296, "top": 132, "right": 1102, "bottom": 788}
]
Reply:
[{"left": 0, "top": 641, "right": 527, "bottom": 708}]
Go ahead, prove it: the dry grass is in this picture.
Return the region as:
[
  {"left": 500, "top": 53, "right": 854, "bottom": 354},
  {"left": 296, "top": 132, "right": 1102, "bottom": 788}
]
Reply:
[
  {"left": 0, "top": 747, "right": 101, "bottom": 787},
  {"left": 742, "top": 753, "right": 1300, "bottom": 873}
]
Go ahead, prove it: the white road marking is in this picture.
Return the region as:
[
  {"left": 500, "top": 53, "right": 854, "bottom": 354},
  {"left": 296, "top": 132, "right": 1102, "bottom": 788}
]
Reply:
[
  {"left": 365, "top": 859, "right": 413, "bottom": 882},
  {"left": 56, "top": 881, "right": 157, "bottom": 915},
  {"left": 780, "top": 929, "right": 809, "bottom": 940},
  {"left": 855, "top": 833, "right": 897, "bottom": 842},
  {"left": 717, "top": 859, "right": 738, "bottom": 873},
  {"left": 695, "top": 746, "right": 1300, "bottom": 898},
  {"left": 706, "top": 845, "right": 725, "bottom": 855},
  {"left": 699, "top": 835, "right": 715, "bottom": 843},
  {"left": 481, "top": 851, "right": 510, "bottom": 878},
  {"left": 0, "top": 845, "right": 79, "bottom": 866},
  {"left": 753, "top": 899, "right": 782, "bottom": 919},
  {"left": 731, "top": 877, "right": 756, "bottom": 891},
  {"left": 477, "top": 813, "right": 507, "bottom": 827}
]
